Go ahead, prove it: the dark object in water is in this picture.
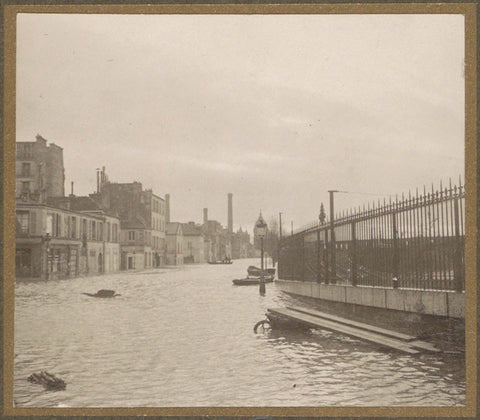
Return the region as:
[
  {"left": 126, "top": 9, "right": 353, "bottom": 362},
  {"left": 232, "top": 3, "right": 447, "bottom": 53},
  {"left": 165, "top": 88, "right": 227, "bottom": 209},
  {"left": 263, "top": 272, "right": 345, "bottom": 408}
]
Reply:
[
  {"left": 82, "top": 289, "right": 120, "bottom": 298},
  {"left": 28, "top": 371, "right": 66, "bottom": 390},
  {"left": 253, "top": 319, "right": 272, "bottom": 333},
  {"left": 208, "top": 260, "right": 233, "bottom": 264},
  {"left": 247, "top": 265, "right": 275, "bottom": 277},
  {"left": 232, "top": 276, "right": 274, "bottom": 286}
]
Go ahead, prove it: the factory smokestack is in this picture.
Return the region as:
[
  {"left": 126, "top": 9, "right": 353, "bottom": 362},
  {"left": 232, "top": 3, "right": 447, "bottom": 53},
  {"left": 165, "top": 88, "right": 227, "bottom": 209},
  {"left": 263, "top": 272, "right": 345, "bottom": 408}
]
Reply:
[
  {"left": 228, "top": 193, "right": 233, "bottom": 233},
  {"left": 165, "top": 194, "right": 170, "bottom": 223},
  {"left": 203, "top": 208, "right": 208, "bottom": 225}
]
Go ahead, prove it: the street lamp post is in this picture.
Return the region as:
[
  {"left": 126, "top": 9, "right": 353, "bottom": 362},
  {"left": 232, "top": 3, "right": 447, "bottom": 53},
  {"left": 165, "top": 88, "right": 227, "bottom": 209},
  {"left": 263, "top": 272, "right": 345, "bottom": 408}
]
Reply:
[
  {"left": 254, "top": 212, "right": 268, "bottom": 271},
  {"left": 43, "top": 233, "right": 51, "bottom": 280},
  {"left": 254, "top": 212, "right": 268, "bottom": 295},
  {"left": 328, "top": 190, "right": 338, "bottom": 284}
]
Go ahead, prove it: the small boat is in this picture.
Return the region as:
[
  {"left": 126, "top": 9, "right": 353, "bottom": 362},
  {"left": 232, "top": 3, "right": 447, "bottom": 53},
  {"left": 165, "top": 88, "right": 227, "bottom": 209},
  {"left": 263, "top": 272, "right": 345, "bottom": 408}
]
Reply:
[
  {"left": 208, "top": 260, "right": 233, "bottom": 265},
  {"left": 82, "top": 289, "right": 120, "bottom": 298},
  {"left": 247, "top": 265, "right": 275, "bottom": 277},
  {"left": 232, "top": 276, "right": 274, "bottom": 286}
]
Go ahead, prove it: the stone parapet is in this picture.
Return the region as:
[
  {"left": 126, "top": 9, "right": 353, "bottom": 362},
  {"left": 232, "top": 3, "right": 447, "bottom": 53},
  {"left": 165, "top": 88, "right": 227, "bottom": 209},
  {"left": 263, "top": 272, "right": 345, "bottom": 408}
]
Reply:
[{"left": 275, "top": 279, "right": 465, "bottom": 319}]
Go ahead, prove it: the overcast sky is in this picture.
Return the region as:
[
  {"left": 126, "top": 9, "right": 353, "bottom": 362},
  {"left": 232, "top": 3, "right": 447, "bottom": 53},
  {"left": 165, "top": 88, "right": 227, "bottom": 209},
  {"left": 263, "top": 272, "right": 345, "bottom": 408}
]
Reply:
[{"left": 16, "top": 13, "right": 465, "bottom": 233}]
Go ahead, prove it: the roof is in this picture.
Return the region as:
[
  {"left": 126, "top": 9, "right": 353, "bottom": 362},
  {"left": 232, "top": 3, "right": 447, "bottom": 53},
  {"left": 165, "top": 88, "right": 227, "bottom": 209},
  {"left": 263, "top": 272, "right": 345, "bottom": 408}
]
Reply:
[
  {"left": 166, "top": 222, "right": 182, "bottom": 235},
  {"left": 47, "top": 196, "right": 120, "bottom": 218},
  {"left": 47, "top": 196, "right": 102, "bottom": 211},
  {"left": 181, "top": 223, "right": 202, "bottom": 236},
  {"left": 120, "top": 216, "right": 148, "bottom": 229}
]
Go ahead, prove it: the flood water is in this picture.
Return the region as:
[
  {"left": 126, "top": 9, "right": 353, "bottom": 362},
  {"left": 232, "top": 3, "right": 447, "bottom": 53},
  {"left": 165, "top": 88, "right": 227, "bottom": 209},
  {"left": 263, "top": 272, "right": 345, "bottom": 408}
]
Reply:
[{"left": 14, "top": 258, "right": 465, "bottom": 407}]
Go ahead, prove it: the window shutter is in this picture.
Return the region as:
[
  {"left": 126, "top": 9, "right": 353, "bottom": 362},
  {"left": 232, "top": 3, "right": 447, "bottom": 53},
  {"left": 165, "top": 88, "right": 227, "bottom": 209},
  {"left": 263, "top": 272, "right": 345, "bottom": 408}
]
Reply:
[{"left": 30, "top": 211, "right": 36, "bottom": 235}]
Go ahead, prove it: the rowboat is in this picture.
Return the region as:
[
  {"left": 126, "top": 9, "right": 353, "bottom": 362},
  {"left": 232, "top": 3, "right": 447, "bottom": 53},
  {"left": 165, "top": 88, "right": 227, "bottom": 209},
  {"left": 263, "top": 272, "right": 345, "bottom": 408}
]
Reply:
[
  {"left": 208, "top": 260, "right": 233, "bottom": 265},
  {"left": 247, "top": 265, "right": 275, "bottom": 276},
  {"left": 232, "top": 275, "right": 274, "bottom": 286}
]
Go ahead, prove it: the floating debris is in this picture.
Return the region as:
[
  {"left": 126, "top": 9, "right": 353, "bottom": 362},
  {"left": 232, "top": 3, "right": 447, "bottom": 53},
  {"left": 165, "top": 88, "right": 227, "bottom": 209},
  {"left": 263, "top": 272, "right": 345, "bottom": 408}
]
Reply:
[
  {"left": 28, "top": 371, "right": 66, "bottom": 390},
  {"left": 82, "top": 289, "right": 120, "bottom": 298},
  {"left": 253, "top": 319, "right": 272, "bottom": 333}
]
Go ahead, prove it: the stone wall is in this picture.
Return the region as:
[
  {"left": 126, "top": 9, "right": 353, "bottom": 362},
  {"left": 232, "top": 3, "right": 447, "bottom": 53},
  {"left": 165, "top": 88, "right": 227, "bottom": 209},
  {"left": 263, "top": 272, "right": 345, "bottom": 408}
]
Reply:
[{"left": 276, "top": 279, "right": 465, "bottom": 319}]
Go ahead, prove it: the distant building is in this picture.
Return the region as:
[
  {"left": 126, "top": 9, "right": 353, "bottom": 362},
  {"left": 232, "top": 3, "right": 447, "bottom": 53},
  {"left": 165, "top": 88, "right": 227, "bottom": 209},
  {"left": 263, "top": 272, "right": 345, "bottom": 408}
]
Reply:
[
  {"left": 166, "top": 222, "right": 183, "bottom": 265},
  {"left": 91, "top": 178, "right": 166, "bottom": 269},
  {"left": 231, "top": 227, "right": 255, "bottom": 259},
  {"left": 16, "top": 134, "right": 65, "bottom": 203},
  {"left": 202, "top": 219, "right": 231, "bottom": 263},
  {"left": 15, "top": 136, "right": 121, "bottom": 280},
  {"left": 16, "top": 198, "right": 121, "bottom": 280},
  {"left": 181, "top": 222, "right": 205, "bottom": 263},
  {"left": 119, "top": 217, "right": 152, "bottom": 270}
]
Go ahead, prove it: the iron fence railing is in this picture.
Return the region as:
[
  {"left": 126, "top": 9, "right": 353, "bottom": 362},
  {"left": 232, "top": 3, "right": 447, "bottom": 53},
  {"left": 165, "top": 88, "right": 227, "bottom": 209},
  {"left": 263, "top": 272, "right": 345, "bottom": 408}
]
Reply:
[{"left": 279, "top": 179, "right": 465, "bottom": 292}]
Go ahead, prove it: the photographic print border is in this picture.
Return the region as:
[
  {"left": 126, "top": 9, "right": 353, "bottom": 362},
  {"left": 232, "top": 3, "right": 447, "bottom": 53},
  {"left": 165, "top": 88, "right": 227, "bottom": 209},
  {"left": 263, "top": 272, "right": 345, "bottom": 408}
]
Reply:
[{"left": 2, "top": 2, "right": 478, "bottom": 418}]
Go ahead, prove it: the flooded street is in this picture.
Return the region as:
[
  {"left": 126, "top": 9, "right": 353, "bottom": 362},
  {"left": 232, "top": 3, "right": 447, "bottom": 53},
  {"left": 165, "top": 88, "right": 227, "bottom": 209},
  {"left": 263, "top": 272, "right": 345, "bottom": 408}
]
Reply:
[{"left": 14, "top": 259, "right": 465, "bottom": 407}]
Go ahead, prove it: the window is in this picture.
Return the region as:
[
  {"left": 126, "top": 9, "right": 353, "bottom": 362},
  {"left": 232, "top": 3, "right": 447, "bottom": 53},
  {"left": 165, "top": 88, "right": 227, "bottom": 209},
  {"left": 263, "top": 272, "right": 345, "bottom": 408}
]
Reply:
[
  {"left": 21, "top": 162, "right": 31, "bottom": 177},
  {"left": 71, "top": 217, "right": 77, "bottom": 238},
  {"left": 92, "top": 221, "right": 96, "bottom": 240},
  {"left": 106, "top": 222, "right": 111, "bottom": 242},
  {"left": 16, "top": 211, "right": 29, "bottom": 234},
  {"left": 128, "top": 231, "right": 135, "bottom": 241},
  {"left": 64, "top": 216, "right": 70, "bottom": 238},
  {"left": 46, "top": 213, "right": 53, "bottom": 235},
  {"left": 99, "top": 222, "right": 103, "bottom": 241},
  {"left": 54, "top": 214, "right": 61, "bottom": 237},
  {"left": 112, "top": 224, "right": 118, "bottom": 242},
  {"left": 21, "top": 181, "right": 30, "bottom": 193}
]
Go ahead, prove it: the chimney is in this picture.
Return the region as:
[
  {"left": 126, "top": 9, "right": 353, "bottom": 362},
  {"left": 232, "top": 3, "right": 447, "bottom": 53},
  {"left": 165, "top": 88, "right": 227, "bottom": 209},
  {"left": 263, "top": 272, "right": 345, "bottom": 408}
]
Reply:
[
  {"left": 101, "top": 166, "right": 106, "bottom": 191},
  {"left": 96, "top": 169, "right": 100, "bottom": 193},
  {"left": 165, "top": 194, "right": 170, "bottom": 223},
  {"left": 203, "top": 208, "right": 208, "bottom": 225},
  {"left": 70, "top": 181, "right": 74, "bottom": 197}
]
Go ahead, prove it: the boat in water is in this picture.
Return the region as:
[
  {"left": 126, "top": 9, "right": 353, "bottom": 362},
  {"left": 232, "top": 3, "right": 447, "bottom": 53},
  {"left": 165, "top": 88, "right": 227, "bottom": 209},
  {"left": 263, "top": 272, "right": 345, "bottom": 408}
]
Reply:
[
  {"left": 208, "top": 260, "right": 233, "bottom": 265},
  {"left": 247, "top": 265, "right": 275, "bottom": 277},
  {"left": 232, "top": 275, "right": 274, "bottom": 286}
]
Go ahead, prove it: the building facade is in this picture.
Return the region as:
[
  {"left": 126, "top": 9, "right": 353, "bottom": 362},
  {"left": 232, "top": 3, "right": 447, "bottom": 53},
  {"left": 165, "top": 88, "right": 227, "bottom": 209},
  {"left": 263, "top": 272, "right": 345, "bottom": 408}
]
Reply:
[
  {"left": 231, "top": 227, "right": 255, "bottom": 259},
  {"left": 202, "top": 219, "right": 231, "bottom": 263},
  {"left": 119, "top": 218, "right": 152, "bottom": 270},
  {"left": 181, "top": 222, "right": 205, "bottom": 263},
  {"left": 91, "top": 179, "right": 166, "bottom": 269},
  {"left": 16, "top": 134, "right": 65, "bottom": 203},
  {"left": 15, "top": 136, "right": 121, "bottom": 280},
  {"left": 16, "top": 202, "right": 121, "bottom": 280},
  {"left": 166, "top": 222, "right": 183, "bottom": 265}
]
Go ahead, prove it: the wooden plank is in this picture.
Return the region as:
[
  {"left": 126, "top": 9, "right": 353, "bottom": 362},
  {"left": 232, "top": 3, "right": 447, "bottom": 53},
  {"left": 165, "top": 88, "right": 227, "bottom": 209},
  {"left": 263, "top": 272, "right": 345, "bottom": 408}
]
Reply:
[
  {"left": 286, "top": 305, "right": 416, "bottom": 342},
  {"left": 268, "top": 308, "right": 420, "bottom": 354},
  {"left": 286, "top": 305, "right": 440, "bottom": 353},
  {"left": 407, "top": 340, "right": 441, "bottom": 352}
]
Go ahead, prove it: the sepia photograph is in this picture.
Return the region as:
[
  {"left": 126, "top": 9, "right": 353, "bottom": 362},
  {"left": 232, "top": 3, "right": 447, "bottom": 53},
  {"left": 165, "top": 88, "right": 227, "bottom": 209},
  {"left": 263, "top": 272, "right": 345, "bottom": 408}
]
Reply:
[{"left": 3, "top": 3, "right": 476, "bottom": 417}]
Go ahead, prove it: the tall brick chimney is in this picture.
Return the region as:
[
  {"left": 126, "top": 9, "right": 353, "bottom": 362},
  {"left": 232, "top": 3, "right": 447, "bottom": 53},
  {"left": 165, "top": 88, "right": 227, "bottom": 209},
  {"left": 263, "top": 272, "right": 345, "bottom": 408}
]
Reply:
[
  {"left": 165, "top": 194, "right": 170, "bottom": 223},
  {"left": 203, "top": 208, "right": 208, "bottom": 225},
  {"left": 228, "top": 193, "right": 233, "bottom": 233}
]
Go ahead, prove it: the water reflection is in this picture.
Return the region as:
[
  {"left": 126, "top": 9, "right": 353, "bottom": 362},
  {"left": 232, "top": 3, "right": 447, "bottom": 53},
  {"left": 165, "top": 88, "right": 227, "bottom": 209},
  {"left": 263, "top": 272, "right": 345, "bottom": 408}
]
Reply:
[{"left": 14, "top": 259, "right": 465, "bottom": 407}]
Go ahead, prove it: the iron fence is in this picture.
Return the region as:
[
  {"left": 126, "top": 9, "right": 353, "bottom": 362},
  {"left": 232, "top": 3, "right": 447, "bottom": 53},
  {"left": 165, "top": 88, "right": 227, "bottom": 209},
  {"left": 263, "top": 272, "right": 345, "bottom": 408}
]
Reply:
[{"left": 278, "top": 180, "right": 465, "bottom": 292}]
